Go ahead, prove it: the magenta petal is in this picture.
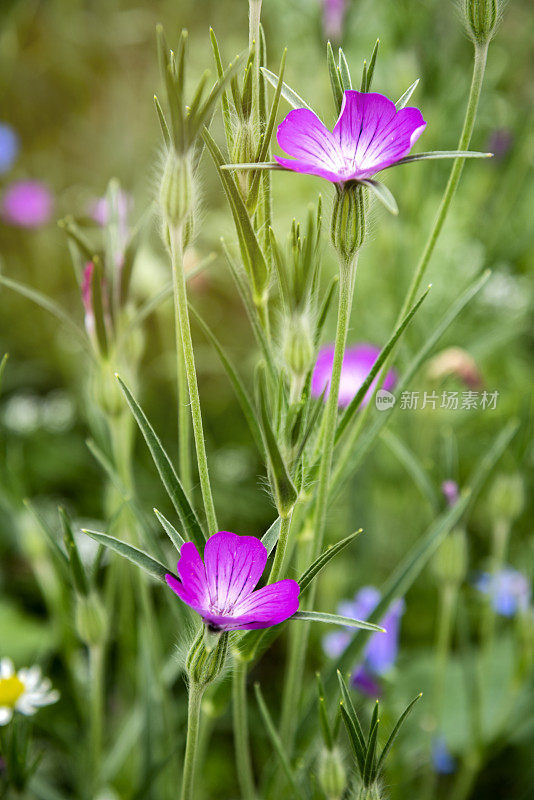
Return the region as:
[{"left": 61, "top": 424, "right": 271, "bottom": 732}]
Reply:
[
  {"left": 276, "top": 108, "right": 344, "bottom": 177},
  {"left": 204, "top": 532, "right": 267, "bottom": 609},
  {"left": 232, "top": 579, "right": 300, "bottom": 630},
  {"left": 312, "top": 343, "right": 396, "bottom": 408},
  {"left": 175, "top": 542, "right": 209, "bottom": 608},
  {"left": 332, "top": 91, "right": 426, "bottom": 179},
  {"left": 274, "top": 155, "right": 347, "bottom": 183}
]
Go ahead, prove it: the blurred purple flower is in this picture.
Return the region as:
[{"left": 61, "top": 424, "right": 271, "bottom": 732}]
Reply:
[
  {"left": 441, "top": 480, "right": 459, "bottom": 507},
  {"left": 2, "top": 180, "right": 53, "bottom": 227},
  {"left": 322, "top": 0, "right": 348, "bottom": 43},
  {"left": 166, "top": 531, "right": 300, "bottom": 631},
  {"left": 0, "top": 123, "right": 19, "bottom": 173},
  {"left": 475, "top": 567, "right": 531, "bottom": 616},
  {"left": 90, "top": 190, "right": 132, "bottom": 266},
  {"left": 276, "top": 90, "right": 426, "bottom": 185},
  {"left": 312, "top": 343, "right": 396, "bottom": 408},
  {"left": 81, "top": 262, "right": 95, "bottom": 336},
  {"left": 323, "top": 586, "right": 405, "bottom": 696},
  {"left": 487, "top": 128, "right": 513, "bottom": 161},
  {"left": 432, "top": 736, "right": 456, "bottom": 774}
]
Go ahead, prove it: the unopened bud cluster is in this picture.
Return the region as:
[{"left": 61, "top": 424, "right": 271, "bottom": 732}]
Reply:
[
  {"left": 232, "top": 118, "right": 256, "bottom": 199},
  {"left": 331, "top": 183, "right": 367, "bottom": 263},
  {"left": 462, "top": 0, "right": 499, "bottom": 44},
  {"left": 318, "top": 747, "right": 346, "bottom": 800},
  {"left": 75, "top": 593, "right": 108, "bottom": 647},
  {"left": 282, "top": 313, "right": 314, "bottom": 379},
  {"left": 159, "top": 150, "right": 195, "bottom": 232},
  {"left": 186, "top": 627, "right": 228, "bottom": 688},
  {"left": 433, "top": 527, "right": 468, "bottom": 587}
]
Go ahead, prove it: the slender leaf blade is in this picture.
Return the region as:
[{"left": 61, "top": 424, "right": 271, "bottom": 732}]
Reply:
[{"left": 82, "top": 529, "right": 173, "bottom": 583}]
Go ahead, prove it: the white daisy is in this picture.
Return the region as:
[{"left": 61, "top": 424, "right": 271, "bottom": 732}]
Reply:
[{"left": 0, "top": 657, "right": 59, "bottom": 725}]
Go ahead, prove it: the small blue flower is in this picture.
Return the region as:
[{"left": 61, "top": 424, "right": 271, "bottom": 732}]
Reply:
[
  {"left": 432, "top": 736, "right": 456, "bottom": 775},
  {"left": 323, "top": 586, "right": 405, "bottom": 696},
  {"left": 0, "top": 123, "right": 19, "bottom": 173},
  {"left": 475, "top": 567, "right": 531, "bottom": 616}
]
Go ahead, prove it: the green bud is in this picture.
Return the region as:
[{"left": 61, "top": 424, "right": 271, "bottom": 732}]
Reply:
[
  {"left": 90, "top": 360, "right": 125, "bottom": 417},
  {"left": 159, "top": 150, "right": 194, "bottom": 229},
  {"left": 282, "top": 313, "right": 314, "bottom": 378},
  {"left": 463, "top": 0, "right": 499, "bottom": 44},
  {"left": 331, "top": 184, "right": 367, "bottom": 264},
  {"left": 433, "top": 527, "right": 468, "bottom": 587},
  {"left": 487, "top": 472, "right": 525, "bottom": 523},
  {"left": 186, "top": 627, "right": 228, "bottom": 688},
  {"left": 232, "top": 118, "right": 256, "bottom": 199},
  {"left": 75, "top": 592, "right": 108, "bottom": 647},
  {"left": 318, "top": 748, "right": 346, "bottom": 800}
]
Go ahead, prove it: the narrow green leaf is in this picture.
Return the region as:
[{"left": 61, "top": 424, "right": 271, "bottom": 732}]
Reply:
[
  {"left": 116, "top": 375, "right": 206, "bottom": 549},
  {"left": 314, "top": 275, "right": 339, "bottom": 346},
  {"left": 391, "top": 150, "right": 492, "bottom": 167},
  {"left": 0, "top": 353, "right": 8, "bottom": 392},
  {"left": 261, "top": 517, "right": 282, "bottom": 557},
  {"left": 337, "top": 670, "right": 366, "bottom": 764},
  {"left": 221, "top": 161, "right": 282, "bottom": 171},
  {"left": 327, "top": 42, "right": 343, "bottom": 113},
  {"left": 154, "top": 508, "right": 185, "bottom": 552},
  {"left": 395, "top": 79, "right": 419, "bottom": 110},
  {"left": 360, "top": 179, "right": 398, "bottom": 215},
  {"left": 196, "top": 52, "right": 245, "bottom": 136},
  {"left": 335, "top": 286, "right": 430, "bottom": 444},
  {"left": 376, "top": 693, "right": 422, "bottom": 774},
  {"left": 366, "top": 39, "right": 379, "bottom": 91},
  {"left": 254, "top": 683, "right": 305, "bottom": 799},
  {"left": 261, "top": 67, "right": 313, "bottom": 111},
  {"left": 380, "top": 430, "right": 439, "bottom": 511},
  {"left": 363, "top": 704, "right": 379, "bottom": 784},
  {"left": 209, "top": 28, "right": 233, "bottom": 150},
  {"left": 23, "top": 499, "right": 69, "bottom": 577},
  {"left": 291, "top": 611, "right": 384, "bottom": 632},
  {"left": 189, "top": 303, "right": 264, "bottom": 457},
  {"left": 257, "top": 366, "right": 297, "bottom": 516},
  {"left": 338, "top": 48, "right": 352, "bottom": 90},
  {"left": 91, "top": 259, "right": 109, "bottom": 357},
  {"left": 298, "top": 529, "right": 362, "bottom": 595},
  {"left": 82, "top": 529, "right": 173, "bottom": 583},
  {"left": 316, "top": 673, "right": 334, "bottom": 750},
  {"left": 59, "top": 507, "right": 89, "bottom": 596},
  {"left": 340, "top": 704, "right": 366, "bottom": 776},
  {"left": 153, "top": 95, "right": 171, "bottom": 147},
  {"left": 360, "top": 60, "right": 367, "bottom": 93}
]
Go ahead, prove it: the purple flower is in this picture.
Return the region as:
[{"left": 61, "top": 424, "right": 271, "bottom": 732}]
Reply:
[
  {"left": 312, "top": 343, "right": 396, "bottom": 408},
  {"left": 275, "top": 90, "right": 426, "bottom": 185},
  {"left": 487, "top": 128, "right": 513, "bottom": 161},
  {"left": 2, "top": 180, "right": 53, "bottom": 227},
  {"left": 165, "top": 531, "right": 300, "bottom": 631},
  {"left": 441, "top": 480, "right": 459, "bottom": 507},
  {"left": 0, "top": 123, "right": 19, "bottom": 173},
  {"left": 323, "top": 587, "right": 405, "bottom": 696},
  {"left": 432, "top": 736, "right": 456, "bottom": 775},
  {"left": 322, "top": 0, "right": 348, "bottom": 43},
  {"left": 81, "top": 262, "right": 95, "bottom": 335},
  {"left": 475, "top": 567, "right": 531, "bottom": 616}
]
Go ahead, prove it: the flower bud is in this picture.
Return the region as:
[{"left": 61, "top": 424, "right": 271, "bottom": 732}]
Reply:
[
  {"left": 432, "top": 528, "right": 468, "bottom": 587},
  {"left": 159, "top": 150, "right": 194, "bottom": 230},
  {"left": 282, "top": 313, "right": 314, "bottom": 379},
  {"left": 75, "top": 592, "right": 108, "bottom": 647},
  {"left": 463, "top": 0, "right": 499, "bottom": 44},
  {"left": 331, "top": 184, "right": 366, "bottom": 263},
  {"left": 232, "top": 118, "right": 256, "bottom": 200},
  {"left": 90, "top": 361, "right": 124, "bottom": 417},
  {"left": 186, "top": 627, "right": 228, "bottom": 688},
  {"left": 318, "top": 748, "right": 346, "bottom": 800},
  {"left": 487, "top": 472, "right": 525, "bottom": 523}
]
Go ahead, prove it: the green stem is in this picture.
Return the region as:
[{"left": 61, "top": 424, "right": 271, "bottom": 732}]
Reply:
[
  {"left": 89, "top": 643, "right": 104, "bottom": 795},
  {"left": 180, "top": 683, "right": 204, "bottom": 800},
  {"left": 399, "top": 41, "right": 489, "bottom": 320},
  {"left": 175, "top": 302, "right": 193, "bottom": 495},
  {"left": 170, "top": 227, "right": 218, "bottom": 535},
  {"left": 232, "top": 660, "right": 256, "bottom": 800}
]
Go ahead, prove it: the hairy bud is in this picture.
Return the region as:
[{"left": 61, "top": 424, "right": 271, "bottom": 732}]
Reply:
[
  {"left": 91, "top": 361, "right": 124, "bottom": 417},
  {"left": 318, "top": 748, "right": 346, "bottom": 800},
  {"left": 433, "top": 527, "right": 468, "bottom": 587},
  {"left": 463, "top": 0, "right": 499, "bottom": 44},
  {"left": 159, "top": 150, "right": 194, "bottom": 230},
  {"left": 283, "top": 313, "right": 314, "bottom": 379},
  {"left": 488, "top": 472, "right": 525, "bottom": 523},
  {"left": 331, "top": 183, "right": 367, "bottom": 263},
  {"left": 232, "top": 118, "right": 256, "bottom": 200},
  {"left": 186, "top": 627, "right": 228, "bottom": 688}
]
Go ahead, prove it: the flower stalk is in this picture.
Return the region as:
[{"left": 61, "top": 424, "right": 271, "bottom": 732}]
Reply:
[
  {"left": 232, "top": 658, "right": 256, "bottom": 800},
  {"left": 180, "top": 682, "right": 204, "bottom": 800}
]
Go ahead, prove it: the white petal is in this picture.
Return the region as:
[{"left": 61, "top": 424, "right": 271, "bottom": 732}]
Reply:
[
  {"left": 0, "top": 706, "right": 13, "bottom": 725},
  {"left": 0, "top": 658, "right": 15, "bottom": 679}
]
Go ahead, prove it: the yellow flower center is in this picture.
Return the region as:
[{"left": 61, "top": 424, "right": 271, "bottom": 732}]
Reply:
[{"left": 0, "top": 675, "right": 25, "bottom": 708}]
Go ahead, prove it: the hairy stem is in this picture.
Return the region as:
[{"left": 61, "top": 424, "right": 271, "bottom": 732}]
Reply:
[
  {"left": 89, "top": 643, "right": 104, "bottom": 795},
  {"left": 170, "top": 227, "right": 218, "bottom": 535},
  {"left": 232, "top": 660, "right": 256, "bottom": 800},
  {"left": 267, "top": 511, "right": 293, "bottom": 584},
  {"left": 180, "top": 683, "right": 204, "bottom": 800}
]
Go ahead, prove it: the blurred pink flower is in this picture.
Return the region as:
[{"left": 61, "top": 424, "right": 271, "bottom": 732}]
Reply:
[
  {"left": 312, "top": 343, "right": 396, "bottom": 408},
  {"left": 322, "top": 0, "right": 348, "bottom": 42},
  {"left": 2, "top": 180, "right": 53, "bottom": 228}
]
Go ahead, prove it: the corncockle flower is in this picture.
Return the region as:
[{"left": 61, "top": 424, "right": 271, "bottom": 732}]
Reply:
[
  {"left": 0, "top": 123, "right": 19, "bottom": 173},
  {"left": 2, "top": 180, "right": 53, "bottom": 227},
  {"left": 323, "top": 587, "right": 405, "bottom": 696},
  {"left": 475, "top": 567, "right": 531, "bottom": 616},
  {"left": 275, "top": 90, "right": 426, "bottom": 185},
  {"left": 90, "top": 190, "right": 132, "bottom": 260},
  {"left": 0, "top": 658, "right": 59, "bottom": 725},
  {"left": 312, "top": 344, "right": 396, "bottom": 408},
  {"left": 165, "top": 531, "right": 300, "bottom": 631},
  {"left": 441, "top": 480, "right": 460, "bottom": 507},
  {"left": 432, "top": 736, "right": 456, "bottom": 774},
  {"left": 322, "top": 0, "right": 348, "bottom": 43}
]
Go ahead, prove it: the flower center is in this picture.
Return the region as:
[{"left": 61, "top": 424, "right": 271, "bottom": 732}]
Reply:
[{"left": 0, "top": 675, "right": 25, "bottom": 708}]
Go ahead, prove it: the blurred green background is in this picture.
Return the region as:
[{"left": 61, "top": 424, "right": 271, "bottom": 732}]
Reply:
[{"left": 0, "top": 1, "right": 533, "bottom": 798}]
